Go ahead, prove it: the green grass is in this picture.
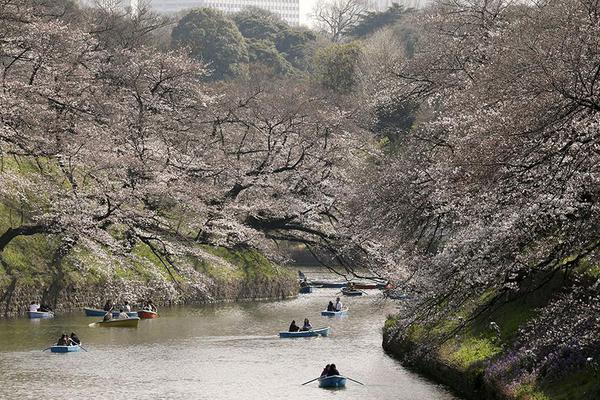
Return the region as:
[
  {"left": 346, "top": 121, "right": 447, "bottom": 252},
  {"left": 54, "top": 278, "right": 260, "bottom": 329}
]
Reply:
[
  {"left": 448, "top": 337, "right": 502, "bottom": 369},
  {"left": 538, "top": 369, "right": 600, "bottom": 400}
]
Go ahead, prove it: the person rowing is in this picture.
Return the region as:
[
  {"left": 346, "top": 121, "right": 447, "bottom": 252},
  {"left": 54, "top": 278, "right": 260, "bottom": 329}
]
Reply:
[
  {"left": 117, "top": 309, "right": 129, "bottom": 319},
  {"left": 56, "top": 334, "right": 69, "bottom": 346},
  {"left": 327, "top": 363, "right": 340, "bottom": 376},
  {"left": 334, "top": 297, "right": 343, "bottom": 311},
  {"left": 327, "top": 301, "right": 335, "bottom": 311},
  {"left": 321, "top": 364, "right": 330, "bottom": 376},
  {"left": 300, "top": 318, "right": 312, "bottom": 331},
  {"left": 288, "top": 320, "right": 300, "bottom": 332},
  {"left": 70, "top": 332, "right": 80, "bottom": 345}
]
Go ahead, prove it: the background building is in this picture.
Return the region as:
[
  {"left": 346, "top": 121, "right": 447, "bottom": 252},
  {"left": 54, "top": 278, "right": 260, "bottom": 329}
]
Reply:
[{"left": 148, "top": 0, "right": 300, "bottom": 26}]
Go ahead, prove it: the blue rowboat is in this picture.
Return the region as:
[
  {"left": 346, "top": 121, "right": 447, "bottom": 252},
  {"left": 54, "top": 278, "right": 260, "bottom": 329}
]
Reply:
[
  {"left": 27, "top": 311, "right": 54, "bottom": 319},
  {"left": 299, "top": 286, "right": 313, "bottom": 294},
  {"left": 341, "top": 288, "right": 363, "bottom": 296},
  {"left": 50, "top": 344, "right": 81, "bottom": 353},
  {"left": 279, "top": 327, "right": 330, "bottom": 338},
  {"left": 320, "top": 309, "right": 349, "bottom": 317},
  {"left": 84, "top": 308, "right": 137, "bottom": 318},
  {"left": 318, "top": 375, "right": 347, "bottom": 388}
]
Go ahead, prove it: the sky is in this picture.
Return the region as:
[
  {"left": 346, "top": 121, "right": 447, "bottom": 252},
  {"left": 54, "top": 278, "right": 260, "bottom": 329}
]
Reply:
[{"left": 299, "top": 0, "right": 318, "bottom": 26}]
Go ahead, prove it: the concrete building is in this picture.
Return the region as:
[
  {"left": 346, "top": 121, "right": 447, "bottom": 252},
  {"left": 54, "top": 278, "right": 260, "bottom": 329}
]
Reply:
[{"left": 148, "top": 0, "right": 300, "bottom": 26}]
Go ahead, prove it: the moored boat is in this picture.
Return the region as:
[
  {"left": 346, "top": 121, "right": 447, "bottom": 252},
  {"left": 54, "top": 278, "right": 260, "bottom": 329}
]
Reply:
[
  {"left": 318, "top": 375, "right": 347, "bottom": 388},
  {"left": 98, "top": 317, "right": 140, "bottom": 327},
  {"left": 27, "top": 311, "right": 54, "bottom": 319},
  {"left": 299, "top": 286, "right": 313, "bottom": 294},
  {"left": 137, "top": 310, "right": 159, "bottom": 319},
  {"left": 309, "top": 280, "right": 347, "bottom": 288},
  {"left": 279, "top": 327, "right": 330, "bottom": 338},
  {"left": 320, "top": 309, "right": 349, "bottom": 317},
  {"left": 50, "top": 343, "right": 81, "bottom": 353},
  {"left": 341, "top": 288, "right": 363, "bottom": 296}
]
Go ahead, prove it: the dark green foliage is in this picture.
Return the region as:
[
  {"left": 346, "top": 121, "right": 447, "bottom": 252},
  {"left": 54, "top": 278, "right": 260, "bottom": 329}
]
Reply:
[
  {"left": 171, "top": 8, "right": 248, "bottom": 80},
  {"left": 275, "top": 27, "right": 317, "bottom": 70},
  {"left": 233, "top": 7, "right": 287, "bottom": 42},
  {"left": 247, "top": 39, "right": 293, "bottom": 75},
  {"left": 374, "top": 100, "right": 418, "bottom": 143},
  {"left": 349, "top": 3, "right": 408, "bottom": 38},
  {"left": 313, "top": 42, "right": 362, "bottom": 94}
]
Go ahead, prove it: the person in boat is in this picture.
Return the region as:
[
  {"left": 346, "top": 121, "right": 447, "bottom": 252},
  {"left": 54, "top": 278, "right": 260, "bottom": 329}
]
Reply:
[
  {"left": 300, "top": 318, "right": 312, "bottom": 331},
  {"left": 346, "top": 282, "right": 355, "bottom": 290},
  {"left": 118, "top": 309, "right": 129, "bottom": 319},
  {"left": 321, "top": 364, "right": 330, "bottom": 376},
  {"left": 103, "top": 311, "right": 113, "bottom": 321},
  {"left": 70, "top": 332, "right": 80, "bottom": 345},
  {"left": 57, "top": 334, "right": 69, "bottom": 346},
  {"left": 289, "top": 320, "right": 300, "bottom": 332},
  {"left": 39, "top": 304, "right": 52, "bottom": 312},
  {"left": 103, "top": 300, "right": 113, "bottom": 312},
  {"left": 123, "top": 301, "right": 131, "bottom": 312},
  {"left": 327, "top": 364, "right": 340, "bottom": 376},
  {"left": 148, "top": 300, "right": 157, "bottom": 312},
  {"left": 334, "top": 297, "right": 343, "bottom": 312},
  {"left": 29, "top": 302, "right": 40, "bottom": 312},
  {"left": 298, "top": 270, "right": 306, "bottom": 281},
  {"left": 327, "top": 301, "right": 335, "bottom": 312}
]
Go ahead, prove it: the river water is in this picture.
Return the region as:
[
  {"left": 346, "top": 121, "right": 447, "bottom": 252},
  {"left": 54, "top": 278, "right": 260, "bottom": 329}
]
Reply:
[{"left": 0, "top": 287, "right": 458, "bottom": 399}]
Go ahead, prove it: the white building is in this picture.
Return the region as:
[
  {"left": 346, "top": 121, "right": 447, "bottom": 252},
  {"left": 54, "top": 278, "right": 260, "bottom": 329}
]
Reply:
[
  {"left": 364, "top": 0, "right": 429, "bottom": 11},
  {"left": 148, "top": 0, "right": 300, "bottom": 26}
]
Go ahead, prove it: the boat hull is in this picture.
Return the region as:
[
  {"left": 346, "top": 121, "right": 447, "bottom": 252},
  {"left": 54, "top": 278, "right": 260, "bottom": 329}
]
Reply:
[
  {"left": 50, "top": 344, "right": 81, "bottom": 353},
  {"left": 85, "top": 308, "right": 138, "bottom": 318},
  {"left": 27, "top": 311, "right": 54, "bottom": 319},
  {"left": 320, "top": 309, "right": 348, "bottom": 317},
  {"left": 341, "top": 289, "right": 363, "bottom": 296},
  {"left": 98, "top": 317, "right": 140, "bottom": 327},
  {"left": 279, "top": 327, "right": 330, "bottom": 338},
  {"left": 318, "top": 375, "right": 347, "bottom": 388},
  {"left": 309, "top": 281, "right": 346, "bottom": 288},
  {"left": 299, "top": 286, "right": 313, "bottom": 294},
  {"left": 137, "top": 310, "right": 159, "bottom": 319}
]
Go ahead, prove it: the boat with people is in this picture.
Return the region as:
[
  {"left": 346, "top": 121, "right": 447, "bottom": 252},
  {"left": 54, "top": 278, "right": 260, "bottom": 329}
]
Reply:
[
  {"left": 137, "top": 310, "right": 159, "bottom": 319},
  {"left": 98, "top": 317, "right": 140, "bottom": 327},
  {"left": 27, "top": 310, "right": 54, "bottom": 319},
  {"left": 83, "top": 307, "right": 137, "bottom": 318},
  {"left": 318, "top": 375, "right": 347, "bottom": 388},
  {"left": 321, "top": 309, "right": 349, "bottom": 317},
  {"left": 279, "top": 327, "right": 330, "bottom": 338},
  {"left": 341, "top": 288, "right": 363, "bottom": 296},
  {"left": 50, "top": 343, "right": 82, "bottom": 353}
]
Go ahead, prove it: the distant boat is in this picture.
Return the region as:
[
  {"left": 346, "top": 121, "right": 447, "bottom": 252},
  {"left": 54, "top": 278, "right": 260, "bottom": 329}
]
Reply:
[
  {"left": 137, "top": 310, "right": 159, "bottom": 319},
  {"left": 351, "top": 282, "right": 388, "bottom": 290},
  {"left": 341, "top": 288, "right": 363, "bottom": 296},
  {"left": 299, "top": 286, "right": 313, "bottom": 294},
  {"left": 98, "top": 317, "right": 140, "bottom": 327},
  {"left": 27, "top": 311, "right": 54, "bottom": 319},
  {"left": 318, "top": 375, "right": 347, "bottom": 388},
  {"left": 309, "top": 280, "right": 347, "bottom": 288},
  {"left": 320, "top": 309, "right": 349, "bottom": 317},
  {"left": 279, "top": 327, "right": 330, "bottom": 338},
  {"left": 50, "top": 344, "right": 81, "bottom": 353},
  {"left": 84, "top": 308, "right": 137, "bottom": 318}
]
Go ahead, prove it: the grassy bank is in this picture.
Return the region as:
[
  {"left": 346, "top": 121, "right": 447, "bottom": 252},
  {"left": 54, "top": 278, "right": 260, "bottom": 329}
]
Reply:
[{"left": 383, "top": 268, "right": 600, "bottom": 400}]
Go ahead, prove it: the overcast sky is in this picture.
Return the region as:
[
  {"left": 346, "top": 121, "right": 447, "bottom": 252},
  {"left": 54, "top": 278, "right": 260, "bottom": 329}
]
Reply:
[{"left": 299, "top": 0, "right": 317, "bottom": 26}]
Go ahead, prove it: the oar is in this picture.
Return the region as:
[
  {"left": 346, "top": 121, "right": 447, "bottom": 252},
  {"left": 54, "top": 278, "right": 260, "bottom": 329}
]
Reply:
[
  {"left": 77, "top": 344, "right": 88, "bottom": 352},
  {"left": 88, "top": 321, "right": 99, "bottom": 327},
  {"left": 346, "top": 376, "right": 365, "bottom": 385},
  {"left": 42, "top": 347, "right": 51, "bottom": 352},
  {"left": 301, "top": 377, "right": 320, "bottom": 385}
]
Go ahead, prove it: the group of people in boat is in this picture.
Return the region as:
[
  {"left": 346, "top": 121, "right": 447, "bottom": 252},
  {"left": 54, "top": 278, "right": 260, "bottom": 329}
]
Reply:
[
  {"left": 326, "top": 297, "right": 343, "bottom": 312},
  {"left": 29, "top": 302, "right": 52, "bottom": 312},
  {"left": 103, "top": 299, "right": 133, "bottom": 312},
  {"left": 141, "top": 300, "right": 157, "bottom": 312},
  {"left": 56, "top": 332, "right": 80, "bottom": 346},
  {"left": 288, "top": 318, "right": 312, "bottom": 332},
  {"left": 321, "top": 364, "right": 340, "bottom": 377}
]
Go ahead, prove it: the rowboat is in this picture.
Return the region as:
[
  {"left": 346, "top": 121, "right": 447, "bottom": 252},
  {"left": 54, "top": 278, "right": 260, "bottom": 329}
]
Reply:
[
  {"left": 341, "top": 288, "right": 363, "bottom": 296},
  {"left": 309, "top": 281, "right": 347, "bottom": 288},
  {"left": 50, "top": 343, "right": 81, "bottom": 353},
  {"left": 299, "top": 286, "right": 313, "bottom": 294},
  {"left": 27, "top": 311, "right": 54, "bottom": 319},
  {"left": 98, "top": 317, "right": 140, "bottom": 327},
  {"left": 318, "top": 375, "right": 347, "bottom": 388},
  {"left": 84, "top": 308, "right": 138, "bottom": 318},
  {"left": 351, "top": 282, "right": 388, "bottom": 290},
  {"left": 320, "top": 309, "right": 348, "bottom": 317},
  {"left": 137, "top": 310, "right": 159, "bottom": 319},
  {"left": 279, "top": 327, "right": 330, "bottom": 338}
]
